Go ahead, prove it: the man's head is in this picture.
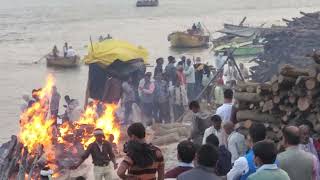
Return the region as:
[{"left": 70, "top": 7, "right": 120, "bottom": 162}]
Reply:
[
  {"left": 206, "top": 134, "right": 219, "bottom": 147},
  {"left": 224, "top": 89, "right": 233, "bottom": 102},
  {"left": 109, "top": 134, "right": 115, "bottom": 143},
  {"left": 156, "top": 58, "right": 164, "bottom": 65},
  {"left": 299, "top": 124, "right": 311, "bottom": 145},
  {"left": 223, "top": 122, "right": 235, "bottom": 135},
  {"left": 127, "top": 123, "right": 146, "bottom": 141},
  {"left": 64, "top": 95, "right": 71, "bottom": 104},
  {"left": 196, "top": 144, "right": 219, "bottom": 168},
  {"left": 52, "top": 86, "right": 57, "bottom": 93},
  {"left": 253, "top": 140, "right": 277, "bottom": 167},
  {"left": 187, "top": 59, "right": 192, "bottom": 66},
  {"left": 94, "top": 128, "right": 105, "bottom": 143},
  {"left": 168, "top": 56, "right": 175, "bottom": 64},
  {"left": 211, "top": 115, "right": 222, "bottom": 130},
  {"left": 177, "top": 141, "right": 196, "bottom": 164},
  {"left": 189, "top": 101, "right": 200, "bottom": 113},
  {"left": 181, "top": 56, "right": 186, "bottom": 62},
  {"left": 282, "top": 126, "right": 300, "bottom": 148},
  {"left": 195, "top": 57, "right": 201, "bottom": 64},
  {"left": 248, "top": 123, "right": 266, "bottom": 147},
  {"left": 144, "top": 72, "right": 152, "bottom": 82}
]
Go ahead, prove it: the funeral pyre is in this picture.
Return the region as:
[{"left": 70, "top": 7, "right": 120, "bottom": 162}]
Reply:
[{"left": 0, "top": 75, "right": 120, "bottom": 179}]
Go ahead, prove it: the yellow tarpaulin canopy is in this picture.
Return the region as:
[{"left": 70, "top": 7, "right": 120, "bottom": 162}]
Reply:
[{"left": 84, "top": 39, "right": 149, "bottom": 65}]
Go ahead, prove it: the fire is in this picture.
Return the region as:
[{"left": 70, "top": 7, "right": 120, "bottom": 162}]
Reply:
[{"left": 17, "top": 74, "right": 121, "bottom": 178}]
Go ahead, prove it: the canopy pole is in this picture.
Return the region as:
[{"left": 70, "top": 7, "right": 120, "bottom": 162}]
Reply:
[{"left": 90, "top": 36, "right": 94, "bottom": 53}]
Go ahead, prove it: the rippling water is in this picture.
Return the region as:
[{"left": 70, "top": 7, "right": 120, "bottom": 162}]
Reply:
[{"left": 0, "top": 0, "right": 319, "bottom": 142}]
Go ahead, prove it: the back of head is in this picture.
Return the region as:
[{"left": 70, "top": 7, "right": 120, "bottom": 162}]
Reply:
[
  {"left": 197, "top": 144, "right": 219, "bottom": 167},
  {"left": 177, "top": 141, "right": 196, "bottom": 164},
  {"left": 249, "top": 123, "right": 266, "bottom": 144},
  {"left": 189, "top": 101, "right": 200, "bottom": 111},
  {"left": 253, "top": 140, "right": 277, "bottom": 164},
  {"left": 127, "top": 123, "right": 146, "bottom": 139},
  {"left": 206, "top": 134, "right": 219, "bottom": 147},
  {"left": 283, "top": 126, "right": 300, "bottom": 146},
  {"left": 168, "top": 56, "right": 175, "bottom": 63},
  {"left": 224, "top": 89, "right": 233, "bottom": 99},
  {"left": 75, "top": 176, "right": 86, "bottom": 180}
]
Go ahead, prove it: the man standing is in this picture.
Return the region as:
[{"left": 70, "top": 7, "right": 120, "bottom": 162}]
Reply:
[
  {"left": 50, "top": 86, "right": 61, "bottom": 120},
  {"left": 165, "top": 56, "right": 177, "bottom": 85},
  {"left": 194, "top": 57, "right": 204, "bottom": 97},
  {"left": 139, "top": 72, "right": 155, "bottom": 126},
  {"left": 117, "top": 123, "right": 164, "bottom": 180},
  {"left": 248, "top": 140, "right": 290, "bottom": 180},
  {"left": 188, "top": 101, "right": 211, "bottom": 147},
  {"left": 73, "top": 128, "right": 117, "bottom": 180},
  {"left": 224, "top": 61, "right": 238, "bottom": 88},
  {"left": 154, "top": 58, "right": 164, "bottom": 78},
  {"left": 177, "top": 144, "right": 222, "bottom": 180},
  {"left": 165, "top": 141, "right": 196, "bottom": 178},
  {"left": 202, "top": 115, "right": 224, "bottom": 145},
  {"left": 121, "top": 76, "right": 136, "bottom": 125},
  {"left": 102, "top": 76, "right": 122, "bottom": 104},
  {"left": 277, "top": 126, "right": 319, "bottom": 180},
  {"left": 153, "top": 74, "right": 170, "bottom": 124},
  {"left": 224, "top": 122, "right": 247, "bottom": 164},
  {"left": 239, "top": 63, "right": 249, "bottom": 80},
  {"left": 184, "top": 59, "right": 195, "bottom": 101},
  {"left": 66, "top": 46, "right": 76, "bottom": 58},
  {"left": 63, "top": 42, "right": 68, "bottom": 57},
  {"left": 227, "top": 123, "right": 266, "bottom": 180},
  {"left": 216, "top": 89, "right": 234, "bottom": 123},
  {"left": 299, "top": 124, "right": 318, "bottom": 159}
]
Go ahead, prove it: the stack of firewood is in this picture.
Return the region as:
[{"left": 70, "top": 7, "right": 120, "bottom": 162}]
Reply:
[
  {"left": 250, "top": 11, "right": 320, "bottom": 82},
  {"left": 235, "top": 60, "right": 320, "bottom": 141}
]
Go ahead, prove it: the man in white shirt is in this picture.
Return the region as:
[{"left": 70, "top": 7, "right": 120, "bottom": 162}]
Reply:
[
  {"left": 224, "top": 61, "right": 238, "bottom": 88},
  {"left": 299, "top": 124, "right": 319, "bottom": 158},
  {"left": 216, "top": 89, "right": 233, "bottom": 123},
  {"left": 202, "top": 114, "right": 224, "bottom": 145},
  {"left": 224, "top": 122, "right": 247, "bottom": 163},
  {"left": 66, "top": 46, "right": 76, "bottom": 58}
]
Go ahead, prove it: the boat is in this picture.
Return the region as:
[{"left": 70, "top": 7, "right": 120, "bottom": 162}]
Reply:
[
  {"left": 136, "top": 0, "right": 158, "bottom": 7},
  {"left": 46, "top": 55, "right": 81, "bottom": 67},
  {"left": 214, "top": 41, "right": 264, "bottom": 56},
  {"left": 168, "top": 31, "right": 210, "bottom": 48}
]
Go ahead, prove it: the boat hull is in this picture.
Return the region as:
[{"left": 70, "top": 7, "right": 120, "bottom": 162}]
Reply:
[
  {"left": 136, "top": 0, "right": 158, "bottom": 7},
  {"left": 168, "top": 32, "right": 209, "bottom": 48},
  {"left": 46, "top": 55, "right": 81, "bottom": 67}
]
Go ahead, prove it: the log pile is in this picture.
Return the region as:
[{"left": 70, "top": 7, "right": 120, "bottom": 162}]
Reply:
[
  {"left": 236, "top": 62, "right": 320, "bottom": 142},
  {"left": 250, "top": 11, "right": 320, "bottom": 82},
  {"left": 151, "top": 123, "right": 190, "bottom": 146}
]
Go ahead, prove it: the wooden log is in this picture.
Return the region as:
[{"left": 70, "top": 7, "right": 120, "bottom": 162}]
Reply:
[
  {"left": 272, "top": 83, "right": 279, "bottom": 92},
  {"left": 280, "top": 64, "right": 309, "bottom": 78},
  {"left": 289, "top": 95, "right": 296, "bottom": 104},
  {"left": 234, "top": 92, "right": 262, "bottom": 102},
  {"left": 152, "top": 132, "right": 180, "bottom": 146},
  {"left": 262, "top": 100, "right": 274, "bottom": 112},
  {"left": 154, "top": 127, "right": 189, "bottom": 137},
  {"left": 297, "top": 97, "right": 312, "bottom": 111},
  {"left": 278, "top": 75, "right": 296, "bottom": 86},
  {"left": 273, "top": 96, "right": 281, "bottom": 104},
  {"left": 317, "top": 73, "right": 320, "bottom": 82},
  {"left": 305, "top": 78, "right": 317, "bottom": 90},
  {"left": 256, "top": 83, "right": 272, "bottom": 95},
  {"left": 237, "top": 110, "right": 278, "bottom": 123}
]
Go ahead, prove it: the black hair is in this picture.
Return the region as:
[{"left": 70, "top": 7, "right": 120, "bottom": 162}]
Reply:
[
  {"left": 249, "top": 123, "right": 266, "bottom": 143},
  {"left": 127, "top": 123, "right": 146, "bottom": 139},
  {"left": 75, "top": 176, "right": 86, "bottom": 180},
  {"left": 253, "top": 140, "right": 277, "bottom": 164},
  {"left": 156, "top": 58, "right": 163, "bottom": 64},
  {"left": 211, "top": 115, "right": 222, "bottom": 123},
  {"left": 168, "top": 56, "right": 175, "bottom": 63},
  {"left": 197, "top": 144, "right": 219, "bottom": 167},
  {"left": 189, "top": 101, "right": 200, "bottom": 110},
  {"left": 177, "top": 141, "right": 196, "bottom": 163},
  {"left": 206, "top": 134, "right": 219, "bottom": 147},
  {"left": 282, "top": 126, "right": 300, "bottom": 145},
  {"left": 224, "top": 89, "right": 233, "bottom": 99}
]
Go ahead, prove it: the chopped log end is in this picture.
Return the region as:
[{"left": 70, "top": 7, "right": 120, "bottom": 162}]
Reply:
[
  {"left": 305, "top": 78, "right": 317, "bottom": 90},
  {"left": 272, "top": 83, "right": 279, "bottom": 92},
  {"left": 273, "top": 96, "right": 281, "bottom": 104},
  {"left": 297, "top": 97, "right": 311, "bottom": 111}
]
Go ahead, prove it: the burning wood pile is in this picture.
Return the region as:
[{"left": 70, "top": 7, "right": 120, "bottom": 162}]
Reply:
[
  {"left": 235, "top": 58, "right": 320, "bottom": 141},
  {"left": 0, "top": 75, "right": 120, "bottom": 179},
  {"left": 250, "top": 11, "right": 320, "bottom": 82}
]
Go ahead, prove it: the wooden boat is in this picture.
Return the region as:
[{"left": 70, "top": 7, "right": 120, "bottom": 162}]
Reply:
[
  {"left": 168, "top": 31, "right": 210, "bottom": 48},
  {"left": 46, "top": 55, "right": 81, "bottom": 67},
  {"left": 214, "top": 41, "right": 264, "bottom": 56},
  {"left": 136, "top": 0, "right": 158, "bottom": 7}
]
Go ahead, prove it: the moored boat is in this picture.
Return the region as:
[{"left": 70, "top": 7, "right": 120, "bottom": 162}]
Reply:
[
  {"left": 168, "top": 31, "right": 210, "bottom": 48},
  {"left": 46, "top": 55, "right": 81, "bottom": 67},
  {"left": 136, "top": 0, "right": 158, "bottom": 7}
]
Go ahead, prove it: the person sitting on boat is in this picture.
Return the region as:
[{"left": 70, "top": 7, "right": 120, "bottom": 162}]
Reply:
[
  {"left": 66, "top": 46, "right": 76, "bottom": 58},
  {"left": 106, "top": 34, "right": 112, "bottom": 39},
  {"left": 52, "top": 45, "right": 59, "bottom": 58},
  {"left": 63, "top": 42, "right": 68, "bottom": 57},
  {"left": 192, "top": 23, "right": 197, "bottom": 31},
  {"left": 239, "top": 63, "right": 249, "bottom": 80},
  {"left": 99, "top": 35, "right": 104, "bottom": 42},
  {"left": 197, "top": 22, "right": 203, "bottom": 33}
]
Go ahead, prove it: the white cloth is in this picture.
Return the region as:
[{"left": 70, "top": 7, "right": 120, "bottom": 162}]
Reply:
[
  {"left": 227, "top": 131, "right": 247, "bottom": 163},
  {"left": 216, "top": 103, "right": 233, "bottom": 123},
  {"left": 224, "top": 65, "right": 238, "bottom": 82},
  {"left": 184, "top": 65, "right": 195, "bottom": 84},
  {"left": 66, "top": 48, "right": 76, "bottom": 57},
  {"left": 227, "top": 156, "right": 248, "bottom": 180},
  {"left": 93, "top": 165, "right": 113, "bottom": 180},
  {"left": 299, "top": 138, "right": 319, "bottom": 159},
  {"left": 202, "top": 126, "right": 224, "bottom": 145},
  {"left": 215, "top": 54, "right": 227, "bottom": 69}
]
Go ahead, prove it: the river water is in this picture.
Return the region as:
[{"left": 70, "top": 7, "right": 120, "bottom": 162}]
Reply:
[{"left": 0, "top": 0, "right": 320, "bottom": 142}]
